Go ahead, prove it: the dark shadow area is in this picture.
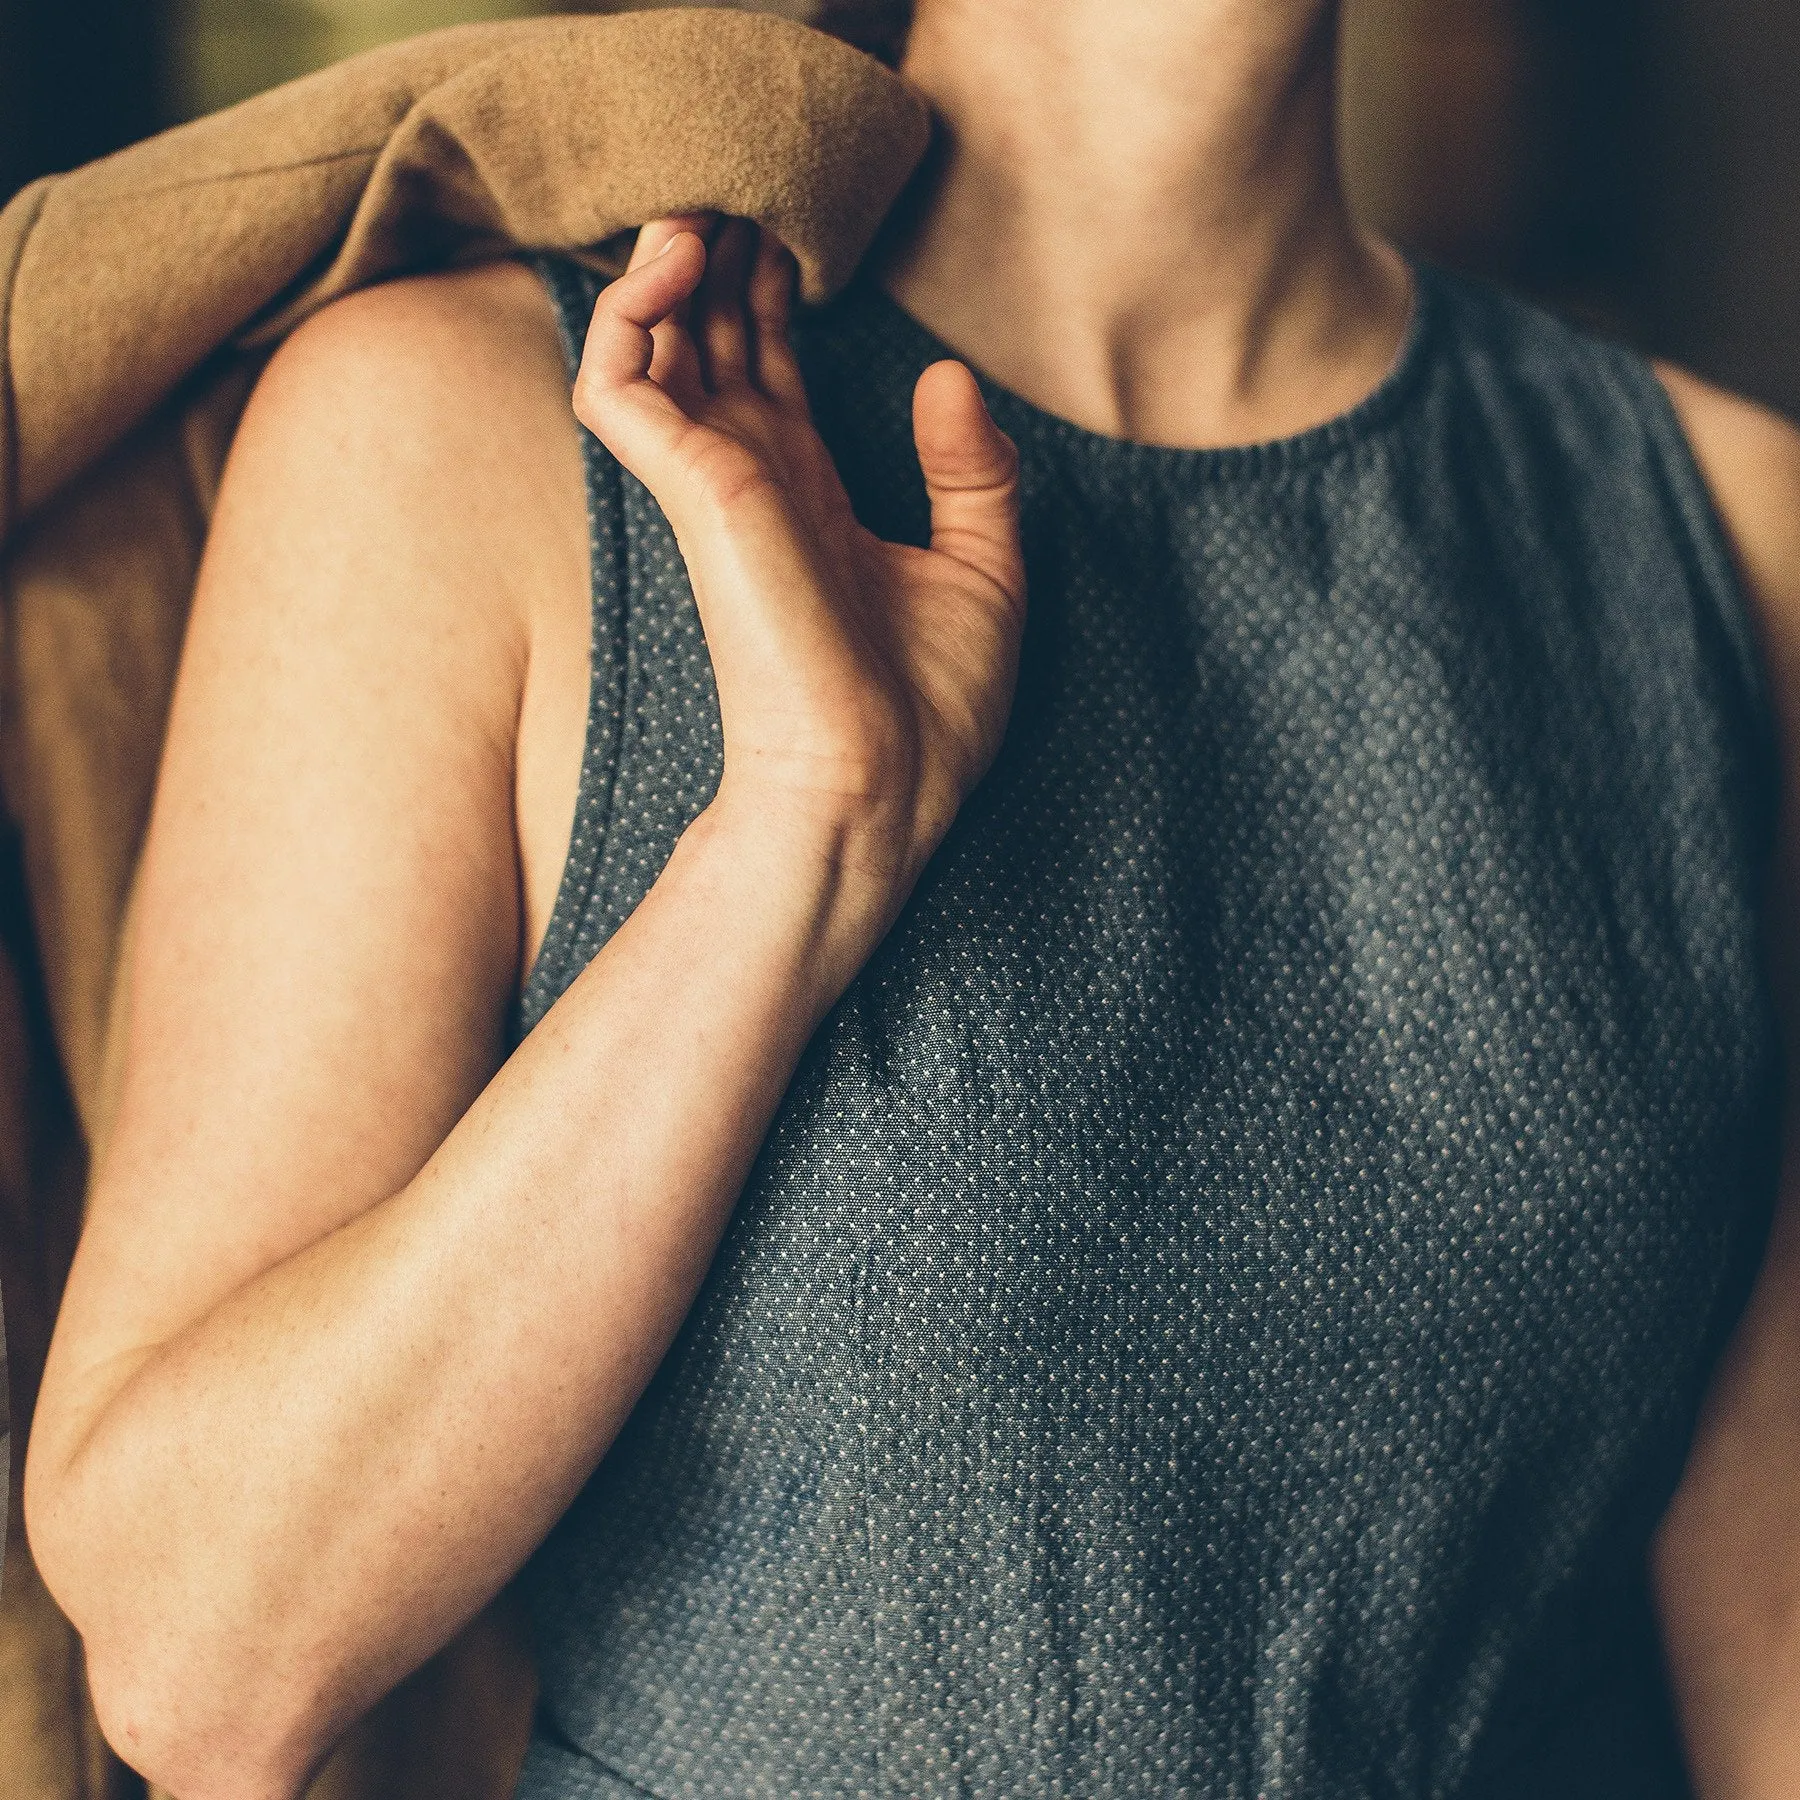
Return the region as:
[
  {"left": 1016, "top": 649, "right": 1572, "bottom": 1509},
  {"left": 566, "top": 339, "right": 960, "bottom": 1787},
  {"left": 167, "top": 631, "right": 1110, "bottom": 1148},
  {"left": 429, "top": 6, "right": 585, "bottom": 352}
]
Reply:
[{"left": 0, "top": 0, "right": 170, "bottom": 204}]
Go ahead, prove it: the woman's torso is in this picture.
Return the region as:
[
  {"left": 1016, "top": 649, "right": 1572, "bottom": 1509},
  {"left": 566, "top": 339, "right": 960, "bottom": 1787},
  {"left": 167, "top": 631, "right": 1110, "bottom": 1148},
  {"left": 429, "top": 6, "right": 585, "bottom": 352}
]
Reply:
[{"left": 511, "top": 255, "right": 1782, "bottom": 1800}]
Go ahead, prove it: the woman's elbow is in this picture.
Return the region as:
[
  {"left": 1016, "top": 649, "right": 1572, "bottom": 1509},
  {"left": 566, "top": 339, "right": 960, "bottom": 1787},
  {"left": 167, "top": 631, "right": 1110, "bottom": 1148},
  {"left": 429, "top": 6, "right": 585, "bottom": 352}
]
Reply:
[
  {"left": 84, "top": 1642, "right": 321, "bottom": 1800},
  {"left": 77, "top": 1604, "right": 351, "bottom": 1800},
  {"left": 24, "top": 1447, "right": 327, "bottom": 1800}
]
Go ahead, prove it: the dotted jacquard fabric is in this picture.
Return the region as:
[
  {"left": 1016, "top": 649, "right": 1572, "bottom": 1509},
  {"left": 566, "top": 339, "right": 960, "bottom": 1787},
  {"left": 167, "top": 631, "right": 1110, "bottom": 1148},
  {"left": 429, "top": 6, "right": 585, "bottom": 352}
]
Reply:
[{"left": 514, "top": 257, "right": 1783, "bottom": 1800}]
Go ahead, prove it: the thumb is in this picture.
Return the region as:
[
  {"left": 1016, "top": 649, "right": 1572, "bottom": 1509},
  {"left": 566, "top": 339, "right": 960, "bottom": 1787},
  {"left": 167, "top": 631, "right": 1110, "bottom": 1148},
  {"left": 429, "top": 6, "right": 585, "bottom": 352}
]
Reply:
[{"left": 913, "top": 360, "right": 1023, "bottom": 604}]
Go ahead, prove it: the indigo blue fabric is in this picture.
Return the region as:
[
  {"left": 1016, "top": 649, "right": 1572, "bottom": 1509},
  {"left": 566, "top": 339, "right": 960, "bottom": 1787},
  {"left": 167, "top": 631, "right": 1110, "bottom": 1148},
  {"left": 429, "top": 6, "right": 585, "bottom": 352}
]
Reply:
[{"left": 514, "top": 255, "right": 1782, "bottom": 1800}]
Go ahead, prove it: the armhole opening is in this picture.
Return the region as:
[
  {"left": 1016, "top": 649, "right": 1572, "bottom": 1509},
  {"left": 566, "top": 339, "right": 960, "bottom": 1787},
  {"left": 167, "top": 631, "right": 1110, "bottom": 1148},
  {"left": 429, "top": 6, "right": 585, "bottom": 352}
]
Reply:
[{"left": 515, "top": 255, "right": 629, "bottom": 1042}]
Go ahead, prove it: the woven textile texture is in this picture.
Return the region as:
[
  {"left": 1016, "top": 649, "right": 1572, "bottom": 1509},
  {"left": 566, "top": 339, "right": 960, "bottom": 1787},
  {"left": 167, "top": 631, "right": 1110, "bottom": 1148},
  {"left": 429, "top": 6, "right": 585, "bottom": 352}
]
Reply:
[{"left": 513, "top": 255, "right": 1782, "bottom": 1800}]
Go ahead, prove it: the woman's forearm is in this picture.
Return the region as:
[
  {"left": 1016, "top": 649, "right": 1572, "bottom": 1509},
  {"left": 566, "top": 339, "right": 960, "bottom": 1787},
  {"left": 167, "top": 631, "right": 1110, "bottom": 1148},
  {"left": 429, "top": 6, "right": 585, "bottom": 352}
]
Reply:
[{"left": 26, "top": 794, "right": 892, "bottom": 1800}]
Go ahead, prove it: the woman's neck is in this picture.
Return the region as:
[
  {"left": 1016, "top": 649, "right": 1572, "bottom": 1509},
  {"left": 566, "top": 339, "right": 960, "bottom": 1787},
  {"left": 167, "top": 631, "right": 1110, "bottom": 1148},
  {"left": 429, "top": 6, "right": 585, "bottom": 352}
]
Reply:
[{"left": 877, "top": 0, "right": 1413, "bottom": 448}]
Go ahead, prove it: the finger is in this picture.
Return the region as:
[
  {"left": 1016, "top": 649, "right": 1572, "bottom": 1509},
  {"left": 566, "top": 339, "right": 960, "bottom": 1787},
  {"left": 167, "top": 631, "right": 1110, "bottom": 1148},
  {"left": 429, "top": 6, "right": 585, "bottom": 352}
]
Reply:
[
  {"left": 575, "top": 233, "right": 709, "bottom": 473},
  {"left": 624, "top": 212, "right": 717, "bottom": 272},
  {"left": 579, "top": 232, "right": 706, "bottom": 390},
  {"left": 912, "top": 360, "right": 1024, "bottom": 605},
  {"left": 694, "top": 217, "right": 756, "bottom": 392},
  {"left": 748, "top": 229, "right": 809, "bottom": 415},
  {"left": 626, "top": 213, "right": 714, "bottom": 394}
]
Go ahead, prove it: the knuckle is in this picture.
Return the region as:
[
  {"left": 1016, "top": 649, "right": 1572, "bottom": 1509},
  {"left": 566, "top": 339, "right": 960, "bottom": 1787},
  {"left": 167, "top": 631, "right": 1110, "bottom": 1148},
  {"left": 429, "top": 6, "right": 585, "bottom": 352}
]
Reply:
[
  {"left": 571, "top": 369, "right": 612, "bottom": 432},
  {"left": 684, "top": 434, "right": 777, "bottom": 516},
  {"left": 592, "top": 279, "right": 632, "bottom": 323},
  {"left": 931, "top": 439, "right": 1019, "bottom": 495}
]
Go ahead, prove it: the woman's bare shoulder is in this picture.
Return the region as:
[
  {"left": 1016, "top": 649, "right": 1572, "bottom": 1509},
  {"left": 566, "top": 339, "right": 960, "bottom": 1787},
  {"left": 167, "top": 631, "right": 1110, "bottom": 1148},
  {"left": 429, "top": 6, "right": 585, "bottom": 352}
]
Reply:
[
  {"left": 260, "top": 259, "right": 576, "bottom": 440},
  {"left": 1655, "top": 363, "right": 1800, "bottom": 661},
  {"left": 238, "top": 258, "right": 587, "bottom": 656}
]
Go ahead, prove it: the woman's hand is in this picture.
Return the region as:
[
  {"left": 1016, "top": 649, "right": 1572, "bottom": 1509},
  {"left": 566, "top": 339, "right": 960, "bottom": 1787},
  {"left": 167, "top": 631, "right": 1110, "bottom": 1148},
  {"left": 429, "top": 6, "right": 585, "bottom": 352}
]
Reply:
[{"left": 575, "top": 214, "right": 1025, "bottom": 923}]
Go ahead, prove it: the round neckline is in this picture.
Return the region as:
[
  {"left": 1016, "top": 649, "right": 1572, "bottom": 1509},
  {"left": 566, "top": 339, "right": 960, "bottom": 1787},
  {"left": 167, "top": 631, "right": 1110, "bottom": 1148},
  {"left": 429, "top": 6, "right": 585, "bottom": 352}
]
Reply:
[{"left": 843, "top": 258, "right": 1438, "bottom": 482}]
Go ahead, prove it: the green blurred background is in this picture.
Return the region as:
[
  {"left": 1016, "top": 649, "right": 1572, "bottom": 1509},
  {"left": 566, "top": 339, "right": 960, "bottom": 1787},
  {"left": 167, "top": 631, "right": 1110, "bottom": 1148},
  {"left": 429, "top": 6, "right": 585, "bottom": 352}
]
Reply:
[{"left": 1, "top": 0, "right": 1798, "bottom": 414}]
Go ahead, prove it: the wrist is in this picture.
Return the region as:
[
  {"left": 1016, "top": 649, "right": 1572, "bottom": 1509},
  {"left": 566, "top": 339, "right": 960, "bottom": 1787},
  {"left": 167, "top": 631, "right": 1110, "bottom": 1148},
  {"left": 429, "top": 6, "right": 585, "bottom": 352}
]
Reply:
[{"left": 678, "top": 781, "right": 922, "bottom": 1013}]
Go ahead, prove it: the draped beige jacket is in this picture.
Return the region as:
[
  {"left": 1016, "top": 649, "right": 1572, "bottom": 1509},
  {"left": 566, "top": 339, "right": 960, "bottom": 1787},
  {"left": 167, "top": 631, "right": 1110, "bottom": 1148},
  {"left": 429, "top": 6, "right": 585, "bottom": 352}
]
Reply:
[{"left": 0, "top": 12, "right": 929, "bottom": 1795}]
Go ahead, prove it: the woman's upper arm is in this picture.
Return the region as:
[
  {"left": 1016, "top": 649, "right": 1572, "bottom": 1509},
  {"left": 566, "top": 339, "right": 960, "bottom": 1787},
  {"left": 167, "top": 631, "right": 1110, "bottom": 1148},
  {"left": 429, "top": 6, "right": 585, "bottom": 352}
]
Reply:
[{"left": 39, "top": 261, "right": 587, "bottom": 1434}]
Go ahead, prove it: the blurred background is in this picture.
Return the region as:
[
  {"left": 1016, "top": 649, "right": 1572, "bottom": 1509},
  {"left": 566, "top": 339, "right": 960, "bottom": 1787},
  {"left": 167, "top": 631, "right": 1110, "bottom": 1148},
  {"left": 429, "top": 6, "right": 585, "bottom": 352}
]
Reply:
[{"left": 0, "top": 0, "right": 1797, "bottom": 412}]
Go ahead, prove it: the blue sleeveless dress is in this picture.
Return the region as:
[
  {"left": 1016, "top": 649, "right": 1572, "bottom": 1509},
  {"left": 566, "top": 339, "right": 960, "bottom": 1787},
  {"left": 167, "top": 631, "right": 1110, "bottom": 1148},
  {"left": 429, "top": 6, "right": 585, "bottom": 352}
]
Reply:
[{"left": 513, "top": 256, "right": 1782, "bottom": 1800}]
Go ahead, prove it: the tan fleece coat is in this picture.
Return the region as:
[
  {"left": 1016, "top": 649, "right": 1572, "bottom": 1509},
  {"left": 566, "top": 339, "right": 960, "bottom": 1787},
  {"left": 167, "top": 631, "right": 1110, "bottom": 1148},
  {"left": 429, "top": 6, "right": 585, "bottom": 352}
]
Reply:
[{"left": 0, "top": 11, "right": 929, "bottom": 1795}]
